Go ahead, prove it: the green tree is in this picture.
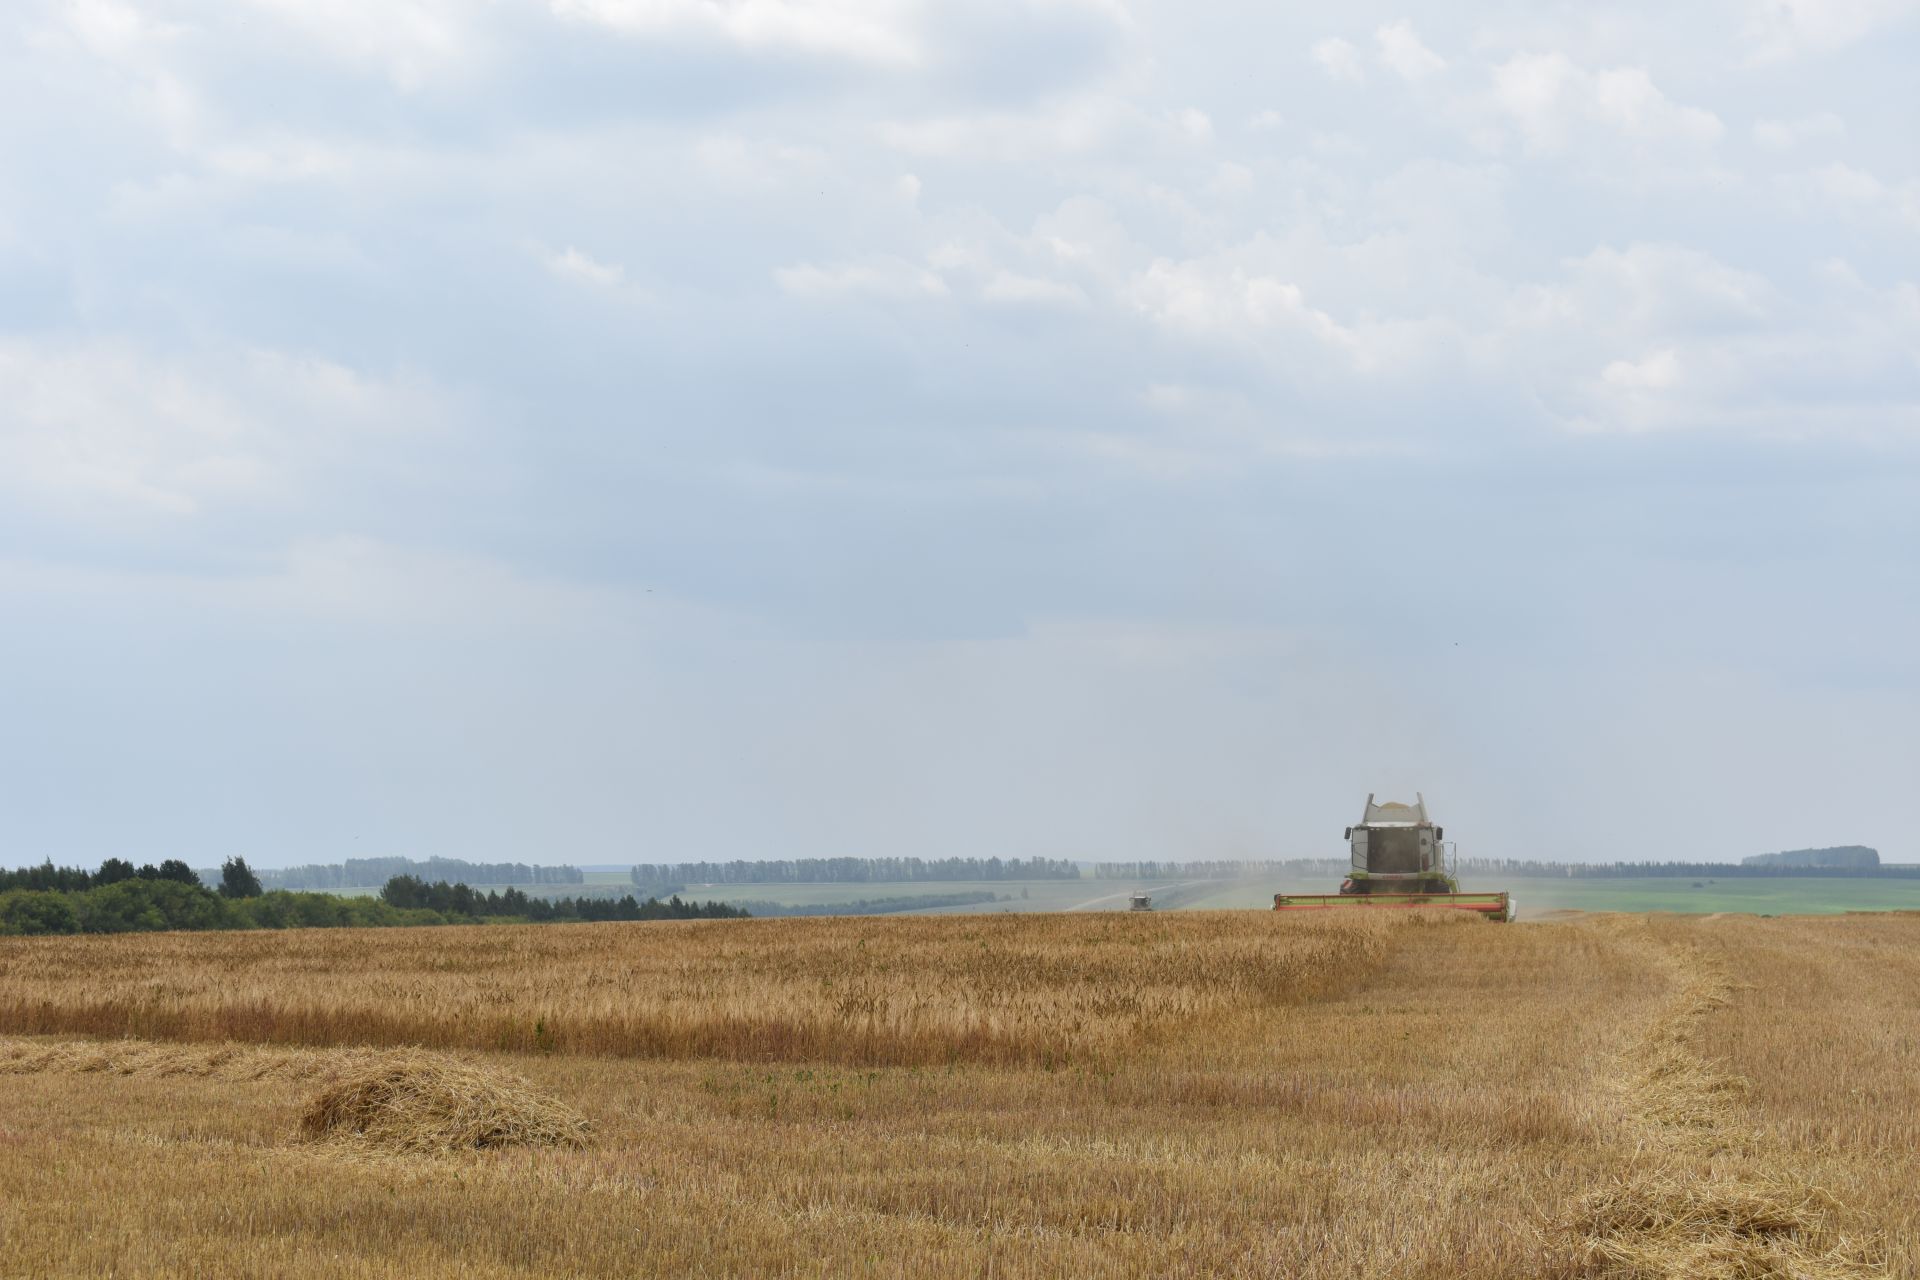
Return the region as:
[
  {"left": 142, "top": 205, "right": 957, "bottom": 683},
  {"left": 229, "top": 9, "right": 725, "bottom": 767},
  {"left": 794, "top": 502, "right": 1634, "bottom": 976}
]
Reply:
[
  {"left": 76, "top": 879, "right": 233, "bottom": 933},
  {"left": 218, "top": 856, "right": 264, "bottom": 899},
  {"left": 0, "top": 890, "right": 81, "bottom": 935},
  {"left": 380, "top": 874, "right": 427, "bottom": 910},
  {"left": 94, "top": 858, "right": 138, "bottom": 885},
  {"left": 156, "top": 859, "right": 200, "bottom": 886}
]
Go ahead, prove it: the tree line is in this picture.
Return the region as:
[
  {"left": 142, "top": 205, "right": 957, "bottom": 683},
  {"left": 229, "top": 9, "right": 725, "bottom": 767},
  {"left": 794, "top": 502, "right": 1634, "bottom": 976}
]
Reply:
[
  {"left": 1741, "top": 846, "right": 1879, "bottom": 869},
  {"left": 378, "top": 876, "right": 745, "bottom": 921},
  {"left": 1092, "top": 859, "right": 1350, "bottom": 880},
  {"left": 4, "top": 857, "right": 206, "bottom": 893},
  {"left": 264, "top": 856, "right": 585, "bottom": 890},
  {"left": 631, "top": 856, "right": 1081, "bottom": 885},
  {"left": 1459, "top": 858, "right": 1919, "bottom": 879},
  {"left": 0, "top": 858, "right": 742, "bottom": 937}
]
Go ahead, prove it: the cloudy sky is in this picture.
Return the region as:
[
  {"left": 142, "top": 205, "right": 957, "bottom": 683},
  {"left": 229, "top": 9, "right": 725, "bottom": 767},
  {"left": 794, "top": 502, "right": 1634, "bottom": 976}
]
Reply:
[{"left": 2, "top": 0, "right": 1916, "bottom": 869}]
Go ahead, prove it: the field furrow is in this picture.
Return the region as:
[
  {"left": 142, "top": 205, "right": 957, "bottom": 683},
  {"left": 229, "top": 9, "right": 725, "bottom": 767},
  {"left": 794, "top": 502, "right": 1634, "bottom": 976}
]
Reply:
[{"left": 1567, "top": 921, "right": 1884, "bottom": 1278}]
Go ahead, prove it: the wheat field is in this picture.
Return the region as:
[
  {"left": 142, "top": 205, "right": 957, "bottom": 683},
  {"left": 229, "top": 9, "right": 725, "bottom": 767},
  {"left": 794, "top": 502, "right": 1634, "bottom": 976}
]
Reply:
[{"left": 0, "top": 910, "right": 1913, "bottom": 1278}]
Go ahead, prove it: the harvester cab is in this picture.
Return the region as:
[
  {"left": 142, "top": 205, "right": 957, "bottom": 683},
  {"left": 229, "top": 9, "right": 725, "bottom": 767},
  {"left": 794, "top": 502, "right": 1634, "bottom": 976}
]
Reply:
[
  {"left": 1274, "top": 793, "right": 1513, "bottom": 921},
  {"left": 1343, "top": 793, "right": 1453, "bottom": 896}
]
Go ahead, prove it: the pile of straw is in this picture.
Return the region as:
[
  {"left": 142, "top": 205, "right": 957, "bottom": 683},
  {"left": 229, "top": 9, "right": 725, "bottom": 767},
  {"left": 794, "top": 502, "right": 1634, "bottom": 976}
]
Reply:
[
  {"left": 300, "top": 1053, "right": 590, "bottom": 1153},
  {"left": 1573, "top": 1172, "right": 1877, "bottom": 1280}
]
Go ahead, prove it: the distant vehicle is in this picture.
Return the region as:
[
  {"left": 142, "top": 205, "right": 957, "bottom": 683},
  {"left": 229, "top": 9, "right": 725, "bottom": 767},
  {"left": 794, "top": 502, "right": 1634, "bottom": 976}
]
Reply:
[
  {"left": 1272, "top": 794, "right": 1512, "bottom": 921},
  {"left": 1129, "top": 893, "right": 1152, "bottom": 911}
]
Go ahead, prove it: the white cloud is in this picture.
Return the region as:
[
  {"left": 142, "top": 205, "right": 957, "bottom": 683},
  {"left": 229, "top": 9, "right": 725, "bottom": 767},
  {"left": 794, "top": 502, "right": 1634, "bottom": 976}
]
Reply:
[
  {"left": 1206, "top": 161, "right": 1254, "bottom": 195},
  {"left": 249, "top": 537, "right": 659, "bottom": 626},
  {"left": 1786, "top": 162, "right": 1920, "bottom": 229},
  {"left": 877, "top": 96, "right": 1125, "bottom": 159},
  {"left": 1490, "top": 53, "right": 1577, "bottom": 150},
  {"left": 44, "top": 0, "right": 201, "bottom": 148},
  {"left": 1171, "top": 106, "right": 1213, "bottom": 142},
  {"left": 546, "top": 245, "right": 626, "bottom": 288},
  {"left": 1491, "top": 52, "right": 1722, "bottom": 152},
  {"left": 1805, "top": 161, "right": 1887, "bottom": 205},
  {"left": 1311, "top": 37, "right": 1365, "bottom": 83},
  {"left": 1505, "top": 243, "right": 1771, "bottom": 353},
  {"left": 232, "top": 0, "right": 490, "bottom": 90},
  {"left": 691, "top": 133, "right": 829, "bottom": 187},
  {"left": 1742, "top": 0, "right": 1920, "bottom": 61},
  {"left": 775, "top": 257, "right": 949, "bottom": 299},
  {"left": 202, "top": 138, "right": 363, "bottom": 183},
  {"left": 1753, "top": 112, "right": 1845, "bottom": 150},
  {"left": 1591, "top": 68, "right": 1722, "bottom": 141},
  {"left": 919, "top": 238, "right": 1087, "bottom": 307},
  {"left": 0, "top": 340, "right": 443, "bottom": 519},
  {"left": 1375, "top": 21, "right": 1444, "bottom": 80},
  {"left": 1577, "top": 345, "right": 1707, "bottom": 433},
  {"left": 1515, "top": 240, "right": 1920, "bottom": 437},
  {"left": 1602, "top": 347, "right": 1682, "bottom": 391},
  {"left": 1766, "top": 161, "right": 1920, "bottom": 234},
  {"left": 548, "top": 0, "right": 922, "bottom": 66},
  {"left": 980, "top": 270, "right": 1085, "bottom": 306},
  {"left": 61, "top": 0, "right": 155, "bottom": 56},
  {"left": 1129, "top": 259, "right": 1357, "bottom": 353}
]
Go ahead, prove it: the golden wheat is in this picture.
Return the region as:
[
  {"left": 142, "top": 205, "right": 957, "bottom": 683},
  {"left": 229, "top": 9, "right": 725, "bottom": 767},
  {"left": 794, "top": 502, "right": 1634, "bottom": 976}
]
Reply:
[
  {"left": 0, "top": 910, "right": 1912, "bottom": 1278},
  {"left": 0, "top": 911, "right": 1416, "bottom": 1066}
]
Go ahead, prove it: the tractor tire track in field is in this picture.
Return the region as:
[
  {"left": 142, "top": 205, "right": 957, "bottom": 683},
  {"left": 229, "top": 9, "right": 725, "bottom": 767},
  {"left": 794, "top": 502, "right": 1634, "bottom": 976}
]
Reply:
[{"left": 1567, "top": 922, "right": 1883, "bottom": 1280}]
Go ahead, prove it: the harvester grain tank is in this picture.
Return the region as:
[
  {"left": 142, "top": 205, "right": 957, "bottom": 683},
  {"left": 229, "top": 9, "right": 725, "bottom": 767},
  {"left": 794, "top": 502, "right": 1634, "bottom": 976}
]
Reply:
[{"left": 1272, "top": 794, "right": 1513, "bottom": 921}]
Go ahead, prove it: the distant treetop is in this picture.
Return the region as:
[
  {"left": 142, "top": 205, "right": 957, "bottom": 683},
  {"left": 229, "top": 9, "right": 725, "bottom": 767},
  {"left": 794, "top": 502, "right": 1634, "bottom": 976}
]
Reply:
[
  {"left": 1742, "top": 846, "right": 1879, "bottom": 869},
  {"left": 218, "top": 856, "right": 264, "bottom": 899},
  {"left": 632, "top": 856, "right": 1081, "bottom": 885},
  {"left": 264, "top": 857, "right": 585, "bottom": 890}
]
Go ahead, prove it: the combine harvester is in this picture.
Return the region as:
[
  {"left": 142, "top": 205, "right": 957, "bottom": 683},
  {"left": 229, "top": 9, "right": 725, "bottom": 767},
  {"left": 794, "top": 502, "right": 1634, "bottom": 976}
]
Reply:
[{"left": 1273, "top": 794, "right": 1513, "bottom": 921}]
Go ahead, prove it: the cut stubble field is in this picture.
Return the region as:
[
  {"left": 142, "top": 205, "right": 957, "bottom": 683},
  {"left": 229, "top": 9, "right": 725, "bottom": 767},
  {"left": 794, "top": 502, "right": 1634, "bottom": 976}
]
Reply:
[{"left": 0, "top": 909, "right": 1914, "bottom": 1278}]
